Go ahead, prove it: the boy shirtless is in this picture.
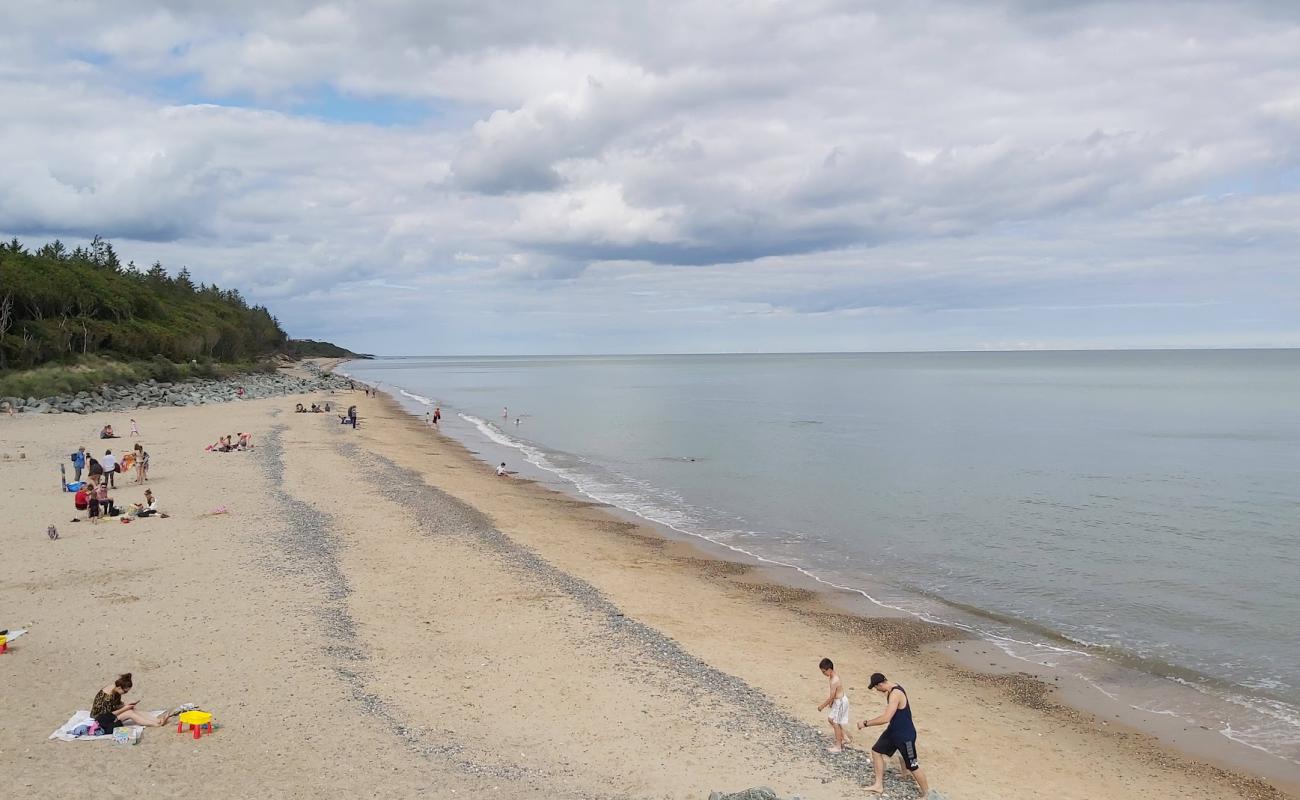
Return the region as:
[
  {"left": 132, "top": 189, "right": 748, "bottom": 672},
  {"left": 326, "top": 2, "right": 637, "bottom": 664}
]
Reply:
[{"left": 816, "top": 657, "right": 851, "bottom": 752}]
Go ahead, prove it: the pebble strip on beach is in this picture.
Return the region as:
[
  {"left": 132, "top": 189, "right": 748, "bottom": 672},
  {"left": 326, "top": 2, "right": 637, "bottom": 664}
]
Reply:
[
  {"left": 338, "top": 439, "right": 921, "bottom": 798},
  {"left": 254, "top": 424, "right": 619, "bottom": 799}
]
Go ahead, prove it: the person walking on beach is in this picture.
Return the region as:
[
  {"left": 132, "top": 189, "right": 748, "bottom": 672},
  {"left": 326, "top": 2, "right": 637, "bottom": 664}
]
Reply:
[
  {"left": 433, "top": 406, "right": 441, "bottom": 425},
  {"left": 857, "top": 672, "right": 931, "bottom": 798},
  {"left": 817, "top": 657, "right": 852, "bottom": 752},
  {"left": 129, "top": 418, "right": 139, "bottom": 437}
]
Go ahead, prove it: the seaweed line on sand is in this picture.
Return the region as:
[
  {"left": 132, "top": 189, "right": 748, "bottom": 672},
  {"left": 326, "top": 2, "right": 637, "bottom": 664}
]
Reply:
[{"left": 339, "top": 440, "right": 920, "bottom": 795}]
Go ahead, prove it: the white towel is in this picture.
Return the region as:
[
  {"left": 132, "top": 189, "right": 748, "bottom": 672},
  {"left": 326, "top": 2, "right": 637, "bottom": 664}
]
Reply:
[
  {"left": 2, "top": 628, "right": 27, "bottom": 640},
  {"left": 49, "top": 710, "right": 161, "bottom": 742}
]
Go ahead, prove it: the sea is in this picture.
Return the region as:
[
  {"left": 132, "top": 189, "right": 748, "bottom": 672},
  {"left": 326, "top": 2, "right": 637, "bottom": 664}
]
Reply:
[{"left": 340, "top": 350, "right": 1300, "bottom": 768}]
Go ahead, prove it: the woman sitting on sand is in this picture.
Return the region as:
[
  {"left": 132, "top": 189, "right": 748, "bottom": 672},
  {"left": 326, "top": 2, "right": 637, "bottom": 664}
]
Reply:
[
  {"left": 132, "top": 489, "right": 164, "bottom": 517},
  {"left": 94, "top": 481, "right": 115, "bottom": 518},
  {"left": 73, "top": 485, "right": 90, "bottom": 519},
  {"left": 90, "top": 673, "right": 183, "bottom": 732},
  {"left": 100, "top": 424, "right": 117, "bottom": 439}
]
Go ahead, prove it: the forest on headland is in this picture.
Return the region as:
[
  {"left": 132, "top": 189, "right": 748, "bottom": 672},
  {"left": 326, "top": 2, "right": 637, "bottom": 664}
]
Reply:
[{"left": 0, "top": 237, "right": 365, "bottom": 395}]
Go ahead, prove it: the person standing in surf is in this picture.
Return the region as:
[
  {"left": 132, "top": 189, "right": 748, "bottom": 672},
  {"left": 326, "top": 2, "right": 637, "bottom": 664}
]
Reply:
[{"left": 857, "top": 672, "right": 931, "bottom": 798}]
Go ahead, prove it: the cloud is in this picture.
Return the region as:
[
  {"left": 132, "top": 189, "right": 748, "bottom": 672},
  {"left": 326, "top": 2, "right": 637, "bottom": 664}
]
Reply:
[{"left": 2, "top": 1, "right": 1299, "bottom": 353}]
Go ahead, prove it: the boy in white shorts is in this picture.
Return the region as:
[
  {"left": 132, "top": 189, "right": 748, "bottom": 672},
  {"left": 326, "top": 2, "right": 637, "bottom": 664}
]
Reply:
[{"left": 817, "top": 657, "right": 851, "bottom": 752}]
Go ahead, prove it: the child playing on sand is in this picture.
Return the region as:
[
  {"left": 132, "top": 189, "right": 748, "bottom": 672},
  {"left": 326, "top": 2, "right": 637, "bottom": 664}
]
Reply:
[
  {"left": 129, "top": 418, "right": 139, "bottom": 437},
  {"left": 817, "top": 657, "right": 851, "bottom": 753}
]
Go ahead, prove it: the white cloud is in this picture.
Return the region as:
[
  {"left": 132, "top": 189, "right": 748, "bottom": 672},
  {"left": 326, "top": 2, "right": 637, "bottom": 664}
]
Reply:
[{"left": 2, "top": 1, "right": 1299, "bottom": 352}]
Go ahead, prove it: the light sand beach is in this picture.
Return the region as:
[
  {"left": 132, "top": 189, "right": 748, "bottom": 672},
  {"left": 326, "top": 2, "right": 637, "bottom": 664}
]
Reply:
[{"left": 2, "top": 364, "right": 1293, "bottom": 799}]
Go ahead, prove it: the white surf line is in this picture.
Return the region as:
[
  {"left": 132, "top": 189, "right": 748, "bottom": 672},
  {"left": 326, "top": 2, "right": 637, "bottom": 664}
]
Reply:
[{"left": 456, "top": 410, "right": 1090, "bottom": 662}]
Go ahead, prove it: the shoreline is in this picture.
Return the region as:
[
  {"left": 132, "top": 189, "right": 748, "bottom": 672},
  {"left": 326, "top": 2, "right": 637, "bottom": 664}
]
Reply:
[
  {"left": 351, "top": 368, "right": 1299, "bottom": 796},
  {"left": 4, "top": 367, "right": 1294, "bottom": 798}
]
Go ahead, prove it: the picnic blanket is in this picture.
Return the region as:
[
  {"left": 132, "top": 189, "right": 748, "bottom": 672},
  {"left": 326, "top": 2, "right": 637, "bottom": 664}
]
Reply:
[{"left": 49, "top": 710, "right": 159, "bottom": 742}]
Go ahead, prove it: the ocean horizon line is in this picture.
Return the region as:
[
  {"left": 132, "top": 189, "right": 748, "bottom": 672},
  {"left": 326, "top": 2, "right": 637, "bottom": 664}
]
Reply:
[{"left": 339, "top": 345, "right": 1300, "bottom": 360}]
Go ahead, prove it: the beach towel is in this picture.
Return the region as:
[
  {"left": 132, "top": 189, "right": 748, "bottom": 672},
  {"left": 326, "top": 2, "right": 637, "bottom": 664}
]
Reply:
[
  {"left": 2, "top": 628, "right": 27, "bottom": 641},
  {"left": 49, "top": 710, "right": 159, "bottom": 742}
]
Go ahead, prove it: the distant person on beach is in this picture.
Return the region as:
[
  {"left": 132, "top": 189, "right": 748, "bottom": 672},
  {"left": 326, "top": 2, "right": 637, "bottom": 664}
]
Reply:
[
  {"left": 133, "top": 444, "right": 149, "bottom": 483},
  {"left": 818, "top": 658, "right": 852, "bottom": 753},
  {"left": 70, "top": 446, "right": 86, "bottom": 482},
  {"left": 73, "top": 484, "right": 90, "bottom": 520},
  {"left": 101, "top": 449, "right": 117, "bottom": 488},
  {"left": 503, "top": 406, "right": 508, "bottom": 419},
  {"left": 129, "top": 418, "right": 139, "bottom": 436},
  {"left": 497, "top": 462, "right": 518, "bottom": 477},
  {"left": 433, "top": 406, "right": 441, "bottom": 425},
  {"left": 133, "top": 489, "right": 161, "bottom": 517},
  {"left": 91, "top": 673, "right": 183, "bottom": 732},
  {"left": 858, "top": 672, "right": 931, "bottom": 798},
  {"left": 425, "top": 411, "right": 431, "bottom": 426},
  {"left": 100, "top": 424, "right": 118, "bottom": 439},
  {"left": 95, "top": 481, "right": 115, "bottom": 518}
]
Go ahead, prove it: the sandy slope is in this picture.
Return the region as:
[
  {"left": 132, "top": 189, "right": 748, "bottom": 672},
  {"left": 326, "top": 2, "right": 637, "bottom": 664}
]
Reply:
[{"left": 1, "top": 384, "right": 1291, "bottom": 799}]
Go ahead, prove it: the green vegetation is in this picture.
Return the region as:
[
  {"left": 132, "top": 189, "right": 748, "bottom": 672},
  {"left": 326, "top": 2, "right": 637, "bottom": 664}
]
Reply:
[
  {"left": 0, "top": 354, "right": 275, "bottom": 399},
  {"left": 0, "top": 236, "right": 287, "bottom": 371},
  {"left": 286, "top": 338, "right": 372, "bottom": 359}
]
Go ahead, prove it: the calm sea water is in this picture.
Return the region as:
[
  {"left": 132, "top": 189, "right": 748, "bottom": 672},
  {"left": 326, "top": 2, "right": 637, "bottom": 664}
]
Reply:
[{"left": 343, "top": 351, "right": 1300, "bottom": 763}]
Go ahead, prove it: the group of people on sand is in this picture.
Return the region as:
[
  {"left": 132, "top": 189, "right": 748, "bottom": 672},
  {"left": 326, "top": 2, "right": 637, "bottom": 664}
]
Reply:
[
  {"left": 73, "top": 483, "right": 161, "bottom": 522},
  {"left": 817, "top": 659, "right": 932, "bottom": 797},
  {"left": 69, "top": 428, "right": 156, "bottom": 522},
  {"left": 78, "top": 445, "right": 147, "bottom": 487},
  {"left": 295, "top": 402, "right": 331, "bottom": 413},
  {"left": 206, "top": 432, "right": 252, "bottom": 452},
  {"left": 98, "top": 419, "right": 140, "bottom": 439}
]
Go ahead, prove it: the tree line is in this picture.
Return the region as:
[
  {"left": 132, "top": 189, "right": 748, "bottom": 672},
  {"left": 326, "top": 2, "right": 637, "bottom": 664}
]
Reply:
[{"left": 0, "top": 236, "right": 288, "bottom": 370}]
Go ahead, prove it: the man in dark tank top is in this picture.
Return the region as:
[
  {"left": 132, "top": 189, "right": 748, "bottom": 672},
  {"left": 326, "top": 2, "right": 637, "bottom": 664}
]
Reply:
[{"left": 857, "top": 672, "right": 932, "bottom": 797}]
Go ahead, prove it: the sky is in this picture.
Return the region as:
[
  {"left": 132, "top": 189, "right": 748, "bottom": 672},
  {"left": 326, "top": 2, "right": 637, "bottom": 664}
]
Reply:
[{"left": 2, "top": 1, "right": 1299, "bottom": 355}]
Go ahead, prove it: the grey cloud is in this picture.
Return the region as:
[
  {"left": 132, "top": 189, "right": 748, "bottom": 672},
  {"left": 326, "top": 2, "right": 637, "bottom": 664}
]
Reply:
[{"left": 4, "top": 1, "right": 1300, "bottom": 353}]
